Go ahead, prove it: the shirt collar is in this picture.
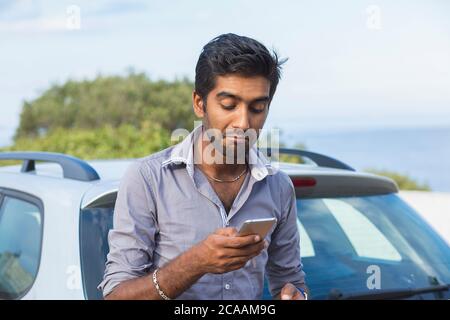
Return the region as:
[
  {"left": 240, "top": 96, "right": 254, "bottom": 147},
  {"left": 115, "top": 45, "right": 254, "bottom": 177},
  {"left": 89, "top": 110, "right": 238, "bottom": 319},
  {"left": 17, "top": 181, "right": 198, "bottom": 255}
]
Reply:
[{"left": 161, "top": 124, "right": 278, "bottom": 181}]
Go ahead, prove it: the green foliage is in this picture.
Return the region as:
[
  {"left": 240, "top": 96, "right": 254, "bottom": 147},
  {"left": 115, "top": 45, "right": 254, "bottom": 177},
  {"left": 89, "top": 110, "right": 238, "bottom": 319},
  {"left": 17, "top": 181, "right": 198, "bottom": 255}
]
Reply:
[
  {"left": 2, "top": 122, "right": 172, "bottom": 160},
  {"left": 365, "top": 168, "right": 431, "bottom": 191},
  {"left": 278, "top": 142, "right": 307, "bottom": 164},
  {"left": 14, "top": 71, "right": 196, "bottom": 140},
  {"left": 2, "top": 72, "right": 434, "bottom": 193}
]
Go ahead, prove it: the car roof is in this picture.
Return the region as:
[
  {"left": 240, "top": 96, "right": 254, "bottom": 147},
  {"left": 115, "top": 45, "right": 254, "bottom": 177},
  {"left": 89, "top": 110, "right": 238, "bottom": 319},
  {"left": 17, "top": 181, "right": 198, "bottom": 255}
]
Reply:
[
  {"left": 0, "top": 150, "right": 399, "bottom": 207},
  {"left": 0, "top": 158, "right": 377, "bottom": 180}
]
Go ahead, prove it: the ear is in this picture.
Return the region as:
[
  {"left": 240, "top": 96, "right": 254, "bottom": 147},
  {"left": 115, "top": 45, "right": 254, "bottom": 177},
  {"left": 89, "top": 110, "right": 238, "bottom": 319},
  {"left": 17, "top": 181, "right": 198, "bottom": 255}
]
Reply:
[{"left": 192, "top": 91, "right": 205, "bottom": 118}]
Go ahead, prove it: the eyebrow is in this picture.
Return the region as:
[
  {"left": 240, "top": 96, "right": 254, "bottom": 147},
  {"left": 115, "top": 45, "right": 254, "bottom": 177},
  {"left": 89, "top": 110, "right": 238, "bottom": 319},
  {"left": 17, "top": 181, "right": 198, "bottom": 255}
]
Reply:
[{"left": 216, "top": 91, "right": 270, "bottom": 103}]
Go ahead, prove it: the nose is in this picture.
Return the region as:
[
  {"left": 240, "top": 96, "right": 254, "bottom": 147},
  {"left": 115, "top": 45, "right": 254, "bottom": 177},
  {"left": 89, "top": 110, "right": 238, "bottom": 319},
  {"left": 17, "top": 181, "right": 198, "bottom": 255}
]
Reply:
[{"left": 232, "top": 105, "right": 250, "bottom": 131}]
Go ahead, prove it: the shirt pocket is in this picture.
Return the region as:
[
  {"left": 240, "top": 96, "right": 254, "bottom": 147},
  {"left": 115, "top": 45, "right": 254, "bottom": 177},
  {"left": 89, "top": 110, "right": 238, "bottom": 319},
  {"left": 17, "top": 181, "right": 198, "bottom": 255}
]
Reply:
[
  {"left": 158, "top": 200, "right": 217, "bottom": 252},
  {"left": 244, "top": 250, "right": 268, "bottom": 298}
]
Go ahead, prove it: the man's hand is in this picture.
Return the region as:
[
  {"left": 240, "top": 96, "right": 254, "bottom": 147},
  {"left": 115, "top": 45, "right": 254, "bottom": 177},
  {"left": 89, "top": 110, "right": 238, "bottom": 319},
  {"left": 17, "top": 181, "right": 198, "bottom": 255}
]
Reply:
[
  {"left": 192, "top": 227, "right": 267, "bottom": 274},
  {"left": 280, "top": 283, "right": 307, "bottom": 300},
  {"left": 105, "top": 227, "right": 267, "bottom": 300}
]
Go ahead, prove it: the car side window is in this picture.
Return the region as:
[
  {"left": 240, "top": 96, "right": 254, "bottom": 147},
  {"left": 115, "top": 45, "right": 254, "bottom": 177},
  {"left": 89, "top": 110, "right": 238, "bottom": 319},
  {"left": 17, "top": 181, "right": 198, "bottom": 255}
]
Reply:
[
  {"left": 0, "top": 194, "right": 43, "bottom": 299},
  {"left": 80, "top": 205, "right": 114, "bottom": 300}
]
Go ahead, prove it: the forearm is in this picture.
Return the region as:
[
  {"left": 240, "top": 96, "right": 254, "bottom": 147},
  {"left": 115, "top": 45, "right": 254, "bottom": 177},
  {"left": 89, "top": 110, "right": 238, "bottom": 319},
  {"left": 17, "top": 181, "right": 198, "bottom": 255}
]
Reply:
[{"left": 105, "top": 245, "right": 205, "bottom": 300}]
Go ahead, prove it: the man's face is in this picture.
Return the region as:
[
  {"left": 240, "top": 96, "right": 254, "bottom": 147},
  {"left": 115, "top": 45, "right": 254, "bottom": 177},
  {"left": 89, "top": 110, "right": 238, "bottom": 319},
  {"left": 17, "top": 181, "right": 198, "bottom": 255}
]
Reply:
[{"left": 193, "top": 74, "right": 271, "bottom": 161}]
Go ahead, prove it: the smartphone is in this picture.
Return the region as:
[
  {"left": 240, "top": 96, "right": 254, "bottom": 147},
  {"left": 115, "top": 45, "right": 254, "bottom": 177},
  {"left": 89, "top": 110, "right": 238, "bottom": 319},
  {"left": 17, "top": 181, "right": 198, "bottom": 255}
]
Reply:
[{"left": 237, "top": 217, "right": 277, "bottom": 239}]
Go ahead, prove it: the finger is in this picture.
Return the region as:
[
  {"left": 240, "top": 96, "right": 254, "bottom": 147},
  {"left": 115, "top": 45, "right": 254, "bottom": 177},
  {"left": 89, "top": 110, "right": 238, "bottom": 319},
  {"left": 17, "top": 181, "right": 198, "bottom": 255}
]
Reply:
[
  {"left": 228, "top": 249, "right": 265, "bottom": 270},
  {"left": 291, "top": 290, "right": 303, "bottom": 300},
  {"left": 235, "top": 239, "right": 267, "bottom": 256},
  {"left": 214, "top": 227, "right": 238, "bottom": 237},
  {"left": 222, "top": 246, "right": 265, "bottom": 267},
  {"left": 281, "top": 283, "right": 297, "bottom": 300},
  {"left": 226, "top": 256, "right": 255, "bottom": 271},
  {"left": 235, "top": 239, "right": 268, "bottom": 254},
  {"left": 220, "top": 234, "right": 262, "bottom": 249},
  {"left": 221, "top": 241, "right": 266, "bottom": 258},
  {"left": 281, "top": 293, "right": 292, "bottom": 300}
]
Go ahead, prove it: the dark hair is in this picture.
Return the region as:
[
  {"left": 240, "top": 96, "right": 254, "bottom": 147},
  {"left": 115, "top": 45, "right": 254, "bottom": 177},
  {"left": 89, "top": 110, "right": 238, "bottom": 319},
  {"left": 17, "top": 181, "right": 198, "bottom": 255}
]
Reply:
[{"left": 195, "top": 33, "right": 286, "bottom": 103}]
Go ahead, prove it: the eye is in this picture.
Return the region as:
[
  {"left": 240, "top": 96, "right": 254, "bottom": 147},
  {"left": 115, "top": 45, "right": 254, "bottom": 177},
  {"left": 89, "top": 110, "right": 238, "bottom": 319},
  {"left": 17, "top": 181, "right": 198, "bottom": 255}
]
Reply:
[
  {"left": 250, "top": 108, "right": 264, "bottom": 114},
  {"left": 250, "top": 105, "right": 266, "bottom": 113},
  {"left": 250, "top": 101, "right": 268, "bottom": 113},
  {"left": 221, "top": 104, "right": 236, "bottom": 110}
]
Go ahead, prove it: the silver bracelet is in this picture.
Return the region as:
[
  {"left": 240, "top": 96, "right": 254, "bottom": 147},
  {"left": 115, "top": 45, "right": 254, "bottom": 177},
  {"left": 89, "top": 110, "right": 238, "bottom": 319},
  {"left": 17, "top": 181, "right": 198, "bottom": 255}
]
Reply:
[
  {"left": 298, "top": 287, "right": 308, "bottom": 300},
  {"left": 152, "top": 268, "right": 171, "bottom": 300},
  {"left": 301, "top": 290, "right": 308, "bottom": 300}
]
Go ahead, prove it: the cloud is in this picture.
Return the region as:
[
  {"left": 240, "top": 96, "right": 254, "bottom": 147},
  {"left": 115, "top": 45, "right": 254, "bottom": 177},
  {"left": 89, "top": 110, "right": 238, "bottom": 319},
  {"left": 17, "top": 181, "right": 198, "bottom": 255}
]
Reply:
[
  {"left": 0, "top": 0, "right": 41, "bottom": 21},
  {"left": 0, "top": 17, "right": 67, "bottom": 32},
  {"left": 0, "top": 0, "right": 148, "bottom": 33},
  {"left": 0, "top": 0, "right": 66, "bottom": 32},
  {"left": 90, "top": 0, "right": 148, "bottom": 16}
]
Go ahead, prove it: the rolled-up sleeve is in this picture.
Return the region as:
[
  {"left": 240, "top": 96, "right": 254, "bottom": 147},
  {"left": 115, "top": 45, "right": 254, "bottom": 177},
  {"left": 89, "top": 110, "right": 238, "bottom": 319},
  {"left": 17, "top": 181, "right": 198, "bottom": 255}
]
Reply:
[
  {"left": 97, "top": 160, "right": 158, "bottom": 298},
  {"left": 265, "top": 175, "right": 306, "bottom": 297}
]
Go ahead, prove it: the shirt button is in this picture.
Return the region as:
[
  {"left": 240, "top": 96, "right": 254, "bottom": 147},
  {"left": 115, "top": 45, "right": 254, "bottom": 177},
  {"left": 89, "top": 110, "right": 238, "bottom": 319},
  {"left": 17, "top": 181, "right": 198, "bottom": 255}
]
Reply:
[
  {"left": 251, "top": 168, "right": 262, "bottom": 180},
  {"left": 225, "top": 283, "right": 231, "bottom": 290}
]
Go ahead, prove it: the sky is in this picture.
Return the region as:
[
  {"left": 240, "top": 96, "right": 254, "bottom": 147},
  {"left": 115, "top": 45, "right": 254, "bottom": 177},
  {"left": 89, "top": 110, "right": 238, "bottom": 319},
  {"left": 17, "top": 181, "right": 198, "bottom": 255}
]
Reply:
[{"left": 1, "top": 0, "right": 450, "bottom": 147}]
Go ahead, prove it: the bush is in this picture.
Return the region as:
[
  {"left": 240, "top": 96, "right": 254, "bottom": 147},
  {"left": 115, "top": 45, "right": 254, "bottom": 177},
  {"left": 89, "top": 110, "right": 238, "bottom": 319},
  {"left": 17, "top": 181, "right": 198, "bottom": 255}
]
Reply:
[
  {"left": 278, "top": 142, "right": 307, "bottom": 164},
  {"left": 2, "top": 121, "right": 172, "bottom": 160},
  {"left": 3, "top": 72, "right": 432, "bottom": 193},
  {"left": 365, "top": 168, "right": 431, "bottom": 191},
  {"left": 14, "top": 71, "right": 196, "bottom": 140}
]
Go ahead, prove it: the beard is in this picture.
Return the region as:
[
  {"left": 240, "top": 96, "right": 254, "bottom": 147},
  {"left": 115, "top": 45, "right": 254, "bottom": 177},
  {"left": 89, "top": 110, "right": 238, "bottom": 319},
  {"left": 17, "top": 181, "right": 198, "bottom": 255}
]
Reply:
[
  {"left": 201, "top": 118, "right": 259, "bottom": 165},
  {"left": 222, "top": 135, "right": 250, "bottom": 165}
]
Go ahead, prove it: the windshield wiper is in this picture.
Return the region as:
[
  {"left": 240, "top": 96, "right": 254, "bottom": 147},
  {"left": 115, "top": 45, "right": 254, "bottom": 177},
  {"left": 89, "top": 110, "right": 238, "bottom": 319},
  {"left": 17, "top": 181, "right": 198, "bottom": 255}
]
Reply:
[{"left": 329, "top": 284, "right": 450, "bottom": 300}]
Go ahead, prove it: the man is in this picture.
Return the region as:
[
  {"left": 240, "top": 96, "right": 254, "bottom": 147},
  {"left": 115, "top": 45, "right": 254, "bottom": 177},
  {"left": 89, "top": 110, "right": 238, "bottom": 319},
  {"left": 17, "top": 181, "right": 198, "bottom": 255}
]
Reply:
[{"left": 99, "top": 33, "right": 307, "bottom": 300}]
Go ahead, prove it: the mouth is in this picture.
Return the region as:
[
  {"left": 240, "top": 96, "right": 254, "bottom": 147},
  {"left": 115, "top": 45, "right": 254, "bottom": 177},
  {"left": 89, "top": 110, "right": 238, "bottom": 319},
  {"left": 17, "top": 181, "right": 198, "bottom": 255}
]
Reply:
[{"left": 225, "top": 135, "right": 247, "bottom": 143}]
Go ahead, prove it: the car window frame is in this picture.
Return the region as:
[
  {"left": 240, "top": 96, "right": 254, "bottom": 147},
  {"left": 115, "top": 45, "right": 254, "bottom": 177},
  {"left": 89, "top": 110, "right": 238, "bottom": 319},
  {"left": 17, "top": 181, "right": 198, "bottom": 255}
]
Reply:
[{"left": 0, "top": 187, "right": 44, "bottom": 300}]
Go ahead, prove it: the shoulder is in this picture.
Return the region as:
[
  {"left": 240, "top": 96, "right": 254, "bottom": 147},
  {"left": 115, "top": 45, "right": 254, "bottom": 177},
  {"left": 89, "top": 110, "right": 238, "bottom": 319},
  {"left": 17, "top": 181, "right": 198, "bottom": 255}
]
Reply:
[
  {"left": 265, "top": 169, "right": 296, "bottom": 211},
  {"left": 267, "top": 169, "right": 294, "bottom": 193},
  {"left": 122, "top": 146, "right": 175, "bottom": 182}
]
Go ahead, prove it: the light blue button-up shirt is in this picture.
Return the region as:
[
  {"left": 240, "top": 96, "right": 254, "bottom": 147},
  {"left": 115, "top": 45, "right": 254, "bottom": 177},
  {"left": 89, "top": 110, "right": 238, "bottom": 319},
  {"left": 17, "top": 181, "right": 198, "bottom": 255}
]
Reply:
[{"left": 99, "top": 125, "right": 305, "bottom": 299}]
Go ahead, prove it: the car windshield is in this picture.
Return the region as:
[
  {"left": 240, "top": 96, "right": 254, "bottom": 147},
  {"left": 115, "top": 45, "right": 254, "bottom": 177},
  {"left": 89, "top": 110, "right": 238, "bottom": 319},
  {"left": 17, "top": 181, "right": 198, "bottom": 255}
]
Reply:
[
  {"left": 80, "top": 193, "right": 450, "bottom": 300},
  {"left": 296, "top": 193, "right": 450, "bottom": 299}
]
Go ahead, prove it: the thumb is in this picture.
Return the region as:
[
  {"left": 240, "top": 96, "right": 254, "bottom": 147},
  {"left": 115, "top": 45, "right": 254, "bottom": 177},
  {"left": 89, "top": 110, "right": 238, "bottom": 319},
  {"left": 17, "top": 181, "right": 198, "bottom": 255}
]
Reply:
[{"left": 280, "top": 283, "right": 296, "bottom": 300}]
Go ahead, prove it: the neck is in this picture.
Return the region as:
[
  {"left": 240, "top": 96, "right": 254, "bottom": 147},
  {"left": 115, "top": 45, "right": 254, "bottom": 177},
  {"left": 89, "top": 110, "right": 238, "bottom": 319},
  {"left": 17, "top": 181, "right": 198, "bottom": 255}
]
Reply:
[{"left": 194, "top": 131, "right": 248, "bottom": 179}]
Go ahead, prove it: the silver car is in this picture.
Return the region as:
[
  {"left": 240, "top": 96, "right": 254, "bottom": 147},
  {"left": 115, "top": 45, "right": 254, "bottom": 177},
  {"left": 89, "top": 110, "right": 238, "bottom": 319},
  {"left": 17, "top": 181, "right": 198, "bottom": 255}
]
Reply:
[{"left": 0, "top": 149, "right": 449, "bottom": 300}]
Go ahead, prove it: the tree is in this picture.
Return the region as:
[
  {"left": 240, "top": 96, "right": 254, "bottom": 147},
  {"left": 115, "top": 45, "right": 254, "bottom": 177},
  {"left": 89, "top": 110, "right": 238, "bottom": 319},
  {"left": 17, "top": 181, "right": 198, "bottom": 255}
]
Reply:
[
  {"left": 2, "top": 72, "right": 433, "bottom": 193},
  {"left": 14, "top": 71, "right": 196, "bottom": 140}
]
